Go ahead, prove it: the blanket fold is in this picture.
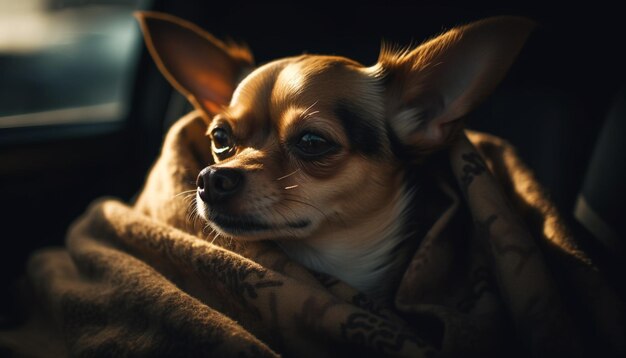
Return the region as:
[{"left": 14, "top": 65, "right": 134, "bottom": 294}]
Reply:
[{"left": 1, "top": 111, "right": 623, "bottom": 357}]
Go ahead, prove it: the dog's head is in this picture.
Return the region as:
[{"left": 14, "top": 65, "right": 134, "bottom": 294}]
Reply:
[{"left": 137, "top": 12, "right": 533, "bottom": 241}]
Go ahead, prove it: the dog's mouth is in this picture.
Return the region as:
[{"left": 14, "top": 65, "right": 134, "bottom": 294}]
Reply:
[{"left": 207, "top": 210, "right": 311, "bottom": 237}]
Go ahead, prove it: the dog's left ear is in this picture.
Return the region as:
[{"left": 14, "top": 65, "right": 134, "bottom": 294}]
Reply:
[
  {"left": 378, "top": 16, "right": 535, "bottom": 150},
  {"left": 135, "top": 12, "right": 254, "bottom": 121}
]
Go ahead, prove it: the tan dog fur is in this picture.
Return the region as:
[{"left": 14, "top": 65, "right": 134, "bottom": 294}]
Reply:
[{"left": 136, "top": 12, "right": 533, "bottom": 300}]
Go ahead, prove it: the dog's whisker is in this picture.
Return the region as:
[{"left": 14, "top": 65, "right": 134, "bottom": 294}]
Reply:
[
  {"left": 182, "top": 193, "right": 197, "bottom": 205},
  {"left": 304, "top": 110, "right": 319, "bottom": 118},
  {"left": 301, "top": 100, "right": 319, "bottom": 118},
  {"left": 188, "top": 206, "right": 199, "bottom": 226},
  {"left": 276, "top": 169, "right": 300, "bottom": 181},
  {"left": 202, "top": 221, "right": 213, "bottom": 237},
  {"left": 209, "top": 228, "right": 219, "bottom": 244},
  {"left": 185, "top": 197, "right": 198, "bottom": 221},
  {"left": 173, "top": 189, "right": 197, "bottom": 199},
  {"left": 284, "top": 185, "right": 299, "bottom": 190}
]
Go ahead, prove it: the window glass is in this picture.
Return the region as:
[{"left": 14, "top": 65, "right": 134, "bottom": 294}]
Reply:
[{"left": 0, "top": 0, "right": 146, "bottom": 129}]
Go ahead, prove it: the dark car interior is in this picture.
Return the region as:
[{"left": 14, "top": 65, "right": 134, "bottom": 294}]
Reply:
[{"left": 1, "top": 0, "right": 624, "bottom": 329}]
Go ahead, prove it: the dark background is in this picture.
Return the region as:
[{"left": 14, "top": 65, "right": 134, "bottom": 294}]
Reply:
[{"left": 1, "top": 0, "right": 625, "bottom": 320}]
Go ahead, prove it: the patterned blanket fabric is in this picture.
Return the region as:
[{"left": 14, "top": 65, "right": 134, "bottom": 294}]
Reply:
[{"left": 0, "top": 112, "right": 623, "bottom": 357}]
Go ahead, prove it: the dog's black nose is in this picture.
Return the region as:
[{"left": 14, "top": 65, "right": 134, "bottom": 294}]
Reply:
[{"left": 197, "top": 167, "right": 244, "bottom": 204}]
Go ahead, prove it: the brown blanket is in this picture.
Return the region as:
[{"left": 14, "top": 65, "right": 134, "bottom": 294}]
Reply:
[{"left": 1, "top": 112, "right": 624, "bottom": 357}]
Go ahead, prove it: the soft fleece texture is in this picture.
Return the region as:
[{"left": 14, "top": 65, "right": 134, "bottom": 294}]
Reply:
[{"left": 0, "top": 112, "right": 623, "bottom": 357}]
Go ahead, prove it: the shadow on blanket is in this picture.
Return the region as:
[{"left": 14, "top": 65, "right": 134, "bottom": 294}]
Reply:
[{"left": 1, "top": 112, "right": 624, "bottom": 357}]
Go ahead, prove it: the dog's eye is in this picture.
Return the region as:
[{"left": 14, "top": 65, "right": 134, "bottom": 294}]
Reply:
[
  {"left": 211, "top": 128, "right": 234, "bottom": 155},
  {"left": 294, "top": 132, "right": 336, "bottom": 158}
]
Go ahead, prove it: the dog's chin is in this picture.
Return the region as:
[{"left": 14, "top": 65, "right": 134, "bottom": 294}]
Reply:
[{"left": 197, "top": 203, "right": 313, "bottom": 240}]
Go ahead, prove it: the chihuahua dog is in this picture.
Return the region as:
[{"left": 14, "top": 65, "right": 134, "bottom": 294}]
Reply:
[{"left": 136, "top": 12, "right": 533, "bottom": 301}]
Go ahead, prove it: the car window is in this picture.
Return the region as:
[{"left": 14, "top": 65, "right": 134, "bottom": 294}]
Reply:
[{"left": 0, "top": 0, "right": 147, "bottom": 130}]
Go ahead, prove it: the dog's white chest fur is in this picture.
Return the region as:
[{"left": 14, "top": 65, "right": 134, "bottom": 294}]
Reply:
[{"left": 278, "top": 185, "right": 415, "bottom": 300}]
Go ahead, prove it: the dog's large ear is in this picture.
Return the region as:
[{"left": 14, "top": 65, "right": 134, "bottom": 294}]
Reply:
[
  {"left": 378, "top": 16, "right": 534, "bottom": 151},
  {"left": 135, "top": 11, "right": 254, "bottom": 121}
]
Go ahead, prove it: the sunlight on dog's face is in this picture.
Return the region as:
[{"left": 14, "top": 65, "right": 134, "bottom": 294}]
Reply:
[
  {"left": 138, "top": 12, "right": 534, "bottom": 298},
  {"left": 135, "top": 12, "right": 534, "bottom": 242},
  {"left": 196, "top": 56, "right": 403, "bottom": 240}
]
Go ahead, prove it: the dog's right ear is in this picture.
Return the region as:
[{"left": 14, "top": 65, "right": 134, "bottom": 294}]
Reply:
[{"left": 135, "top": 12, "right": 254, "bottom": 121}]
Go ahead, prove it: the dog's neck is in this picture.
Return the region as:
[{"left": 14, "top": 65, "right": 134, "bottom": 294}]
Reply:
[{"left": 278, "top": 183, "right": 415, "bottom": 301}]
